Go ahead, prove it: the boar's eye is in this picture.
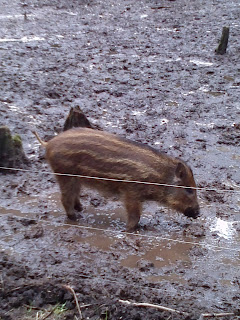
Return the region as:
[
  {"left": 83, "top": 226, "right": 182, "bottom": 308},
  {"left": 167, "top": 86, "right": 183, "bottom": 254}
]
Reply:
[{"left": 185, "top": 187, "right": 194, "bottom": 195}]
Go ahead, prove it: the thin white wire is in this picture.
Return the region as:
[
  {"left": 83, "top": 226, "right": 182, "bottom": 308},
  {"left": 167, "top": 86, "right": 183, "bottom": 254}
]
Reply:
[
  {"left": 47, "top": 220, "right": 239, "bottom": 252},
  {"left": 0, "top": 166, "right": 239, "bottom": 194},
  {"left": 1, "top": 166, "right": 239, "bottom": 251},
  {"left": 1, "top": 212, "right": 239, "bottom": 318},
  {"left": 1, "top": 212, "right": 239, "bottom": 252}
]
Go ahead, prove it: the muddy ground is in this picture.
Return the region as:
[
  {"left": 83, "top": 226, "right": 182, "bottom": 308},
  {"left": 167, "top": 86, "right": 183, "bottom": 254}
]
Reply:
[{"left": 0, "top": 0, "right": 240, "bottom": 319}]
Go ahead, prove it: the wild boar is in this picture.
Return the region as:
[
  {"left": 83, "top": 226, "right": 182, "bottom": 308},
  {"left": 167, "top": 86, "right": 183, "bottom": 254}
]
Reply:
[{"left": 34, "top": 128, "right": 200, "bottom": 231}]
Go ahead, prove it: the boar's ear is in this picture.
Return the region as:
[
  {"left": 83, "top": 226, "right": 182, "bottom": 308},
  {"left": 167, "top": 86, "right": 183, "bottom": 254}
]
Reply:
[{"left": 175, "top": 162, "right": 187, "bottom": 180}]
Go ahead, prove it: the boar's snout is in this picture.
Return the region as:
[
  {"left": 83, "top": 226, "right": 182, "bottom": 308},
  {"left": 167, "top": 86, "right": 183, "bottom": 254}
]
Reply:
[{"left": 184, "top": 206, "right": 200, "bottom": 219}]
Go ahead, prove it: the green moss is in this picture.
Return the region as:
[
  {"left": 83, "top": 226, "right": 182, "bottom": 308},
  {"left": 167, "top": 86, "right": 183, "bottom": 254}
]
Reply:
[
  {"left": 0, "top": 126, "right": 28, "bottom": 168},
  {"left": 12, "top": 134, "right": 23, "bottom": 149}
]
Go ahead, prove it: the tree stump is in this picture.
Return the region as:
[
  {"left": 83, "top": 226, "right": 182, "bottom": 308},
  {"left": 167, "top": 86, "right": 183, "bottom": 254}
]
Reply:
[
  {"left": 0, "top": 126, "right": 28, "bottom": 172},
  {"left": 215, "top": 27, "right": 230, "bottom": 55},
  {"left": 63, "top": 106, "right": 93, "bottom": 131}
]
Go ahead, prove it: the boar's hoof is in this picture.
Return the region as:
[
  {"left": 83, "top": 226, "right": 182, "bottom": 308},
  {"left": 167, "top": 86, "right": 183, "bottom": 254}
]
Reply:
[
  {"left": 74, "top": 201, "right": 83, "bottom": 212},
  {"left": 126, "top": 225, "right": 140, "bottom": 233},
  {"left": 184, "top": 206, "right": 200, "bottom": 219},
  {"left": 126, "top": 228, "right": 137, "bottom": 233},
  {"left": 67, "top": 213, "right": 77, "bottom": 221}
]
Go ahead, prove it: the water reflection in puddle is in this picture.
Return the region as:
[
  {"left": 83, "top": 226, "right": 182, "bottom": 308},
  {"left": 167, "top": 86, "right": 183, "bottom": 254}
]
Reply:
[
  {"left": 159, "top": 118, "right": 169, "bottom": 125},
  {"left": 131, "top": 110, "right": 147, "bottom": 116},
  {"left": 195, "top": 121, "right": 215, "bottom": 128},
  {"left": 0, "top": 189, "right": 239, "bottom": 291},
  {"left": 121, "top": 240, "right": 192, "bottom": 269},
  {"left": 0, "top": 14, "right": 35, "bottom": 19},
  {"left": 147, "top": 273, "right": 187, "bottom": 284},
  {"left": 165, "top": 57, "right": 181, "bottom": 62},
  {"left": 8, "top": 105, "right": 21, "bottom": 112},
  {"left": 166, "top": 101, "right": 179, "bottom": 107},
  {"left": 156, "top": 27, "right": 179, "bottom": 33},
  {"left": 190, "top": 59, "right": 213, "bottom": 67},
  {"left": 210, "top": 218, "right": 236, "bottom": 239},
  {"left": 0, "top": 36, "right": 45, "bottom": 43}
]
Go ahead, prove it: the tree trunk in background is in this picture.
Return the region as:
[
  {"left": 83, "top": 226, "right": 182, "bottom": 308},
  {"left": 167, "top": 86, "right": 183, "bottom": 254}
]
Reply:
[{"left": 215, "top": 27, "right": 229, "bottom": 55}]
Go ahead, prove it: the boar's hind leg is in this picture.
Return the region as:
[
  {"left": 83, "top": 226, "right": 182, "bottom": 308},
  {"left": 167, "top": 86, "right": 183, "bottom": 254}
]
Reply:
[
  {"left": 56, "top": 175, "right": 81, "bottom": 220},
  {"left": 124, "top": 193, "right": 142, "bottom": 232}
]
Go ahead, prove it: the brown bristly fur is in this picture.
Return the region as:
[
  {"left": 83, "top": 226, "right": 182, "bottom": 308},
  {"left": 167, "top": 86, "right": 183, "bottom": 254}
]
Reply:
[{"left": 35, "top": 128, "right": 200, "bottom": 231}]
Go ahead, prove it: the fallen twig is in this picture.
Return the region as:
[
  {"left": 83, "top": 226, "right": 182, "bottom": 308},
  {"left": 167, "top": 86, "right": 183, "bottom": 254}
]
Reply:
[
  {"left": 63, "top": 284, "right": 82, "bottom": 320},
  {"left": 9, "top": 283, "right": 36, "bottom": 293},
  {"left": 24, "top": 304, "right": 45, "bottom": 311},
  {"left": 118, "top": 299, "right": 189, "bottom": 316},
  {"left": 80, "top": 303, "right": 92, "bottom": 309},
  {"left": 199, "top": 312, "right": 236, "bottom": 319}
]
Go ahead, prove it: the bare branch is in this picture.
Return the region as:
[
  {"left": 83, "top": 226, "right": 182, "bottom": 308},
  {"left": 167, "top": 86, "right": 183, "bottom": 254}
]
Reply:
[
  {"left": 199, "top": 312, "right": 235, "bottom": 320},
  {"left": 118, "top": 299, "right": 189, "bottom": 316},
  {"left": 63, "top": 285, "right": 82, "bottom": 320}
]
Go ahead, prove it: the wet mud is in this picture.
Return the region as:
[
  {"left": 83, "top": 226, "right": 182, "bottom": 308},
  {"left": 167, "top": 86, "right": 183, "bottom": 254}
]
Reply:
[{"left": 0, "top": 0, "right": 240, "bottom": 319}]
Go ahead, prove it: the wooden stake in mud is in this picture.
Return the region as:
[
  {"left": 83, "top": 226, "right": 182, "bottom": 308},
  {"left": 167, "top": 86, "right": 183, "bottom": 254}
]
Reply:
[
  {"left": 0, "top": 126, "right": 28, "bottom": 170},
  {"left": 215, "top": 27, "right": 229, "bottom": 55}
]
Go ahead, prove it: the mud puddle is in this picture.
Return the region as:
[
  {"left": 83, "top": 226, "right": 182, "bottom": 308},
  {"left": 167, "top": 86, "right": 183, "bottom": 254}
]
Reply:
[
  {"left": 0, "top": 191, "right": 239, "bottom": 278},
  {"left": 0, "top": 187, "right": 239, "bottom": 319}
]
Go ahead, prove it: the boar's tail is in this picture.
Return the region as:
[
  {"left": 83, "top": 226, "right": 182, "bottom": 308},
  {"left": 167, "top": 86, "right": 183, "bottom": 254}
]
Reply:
[{"left": 33, "top": 131, "right": 47, "bottom": 147}]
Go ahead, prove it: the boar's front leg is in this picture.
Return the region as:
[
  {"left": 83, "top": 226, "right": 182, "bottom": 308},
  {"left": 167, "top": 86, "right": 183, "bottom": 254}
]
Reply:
[
  {"left": 74, "top": 197, "right": 83, "bottom": 212},
  {"left": 56, "top": 175, "right": 82, "bottom": 220},
  {"left": 124, "top": 192, "right": 142, "bottom": 232}
]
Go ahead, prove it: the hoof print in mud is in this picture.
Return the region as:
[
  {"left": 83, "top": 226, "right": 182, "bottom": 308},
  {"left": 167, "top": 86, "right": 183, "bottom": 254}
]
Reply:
[
  {"left": 19, "top": 218, "right": 37, "bottom": 227},
  {"left": 24, "top": 226, "right": 44, "bottom": 239},
  {"left": 137, "top": 259, "right": 155, "bottom": 272},
  {"left": 184, "top": 224, "right": 206, "bottom": 238}
]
